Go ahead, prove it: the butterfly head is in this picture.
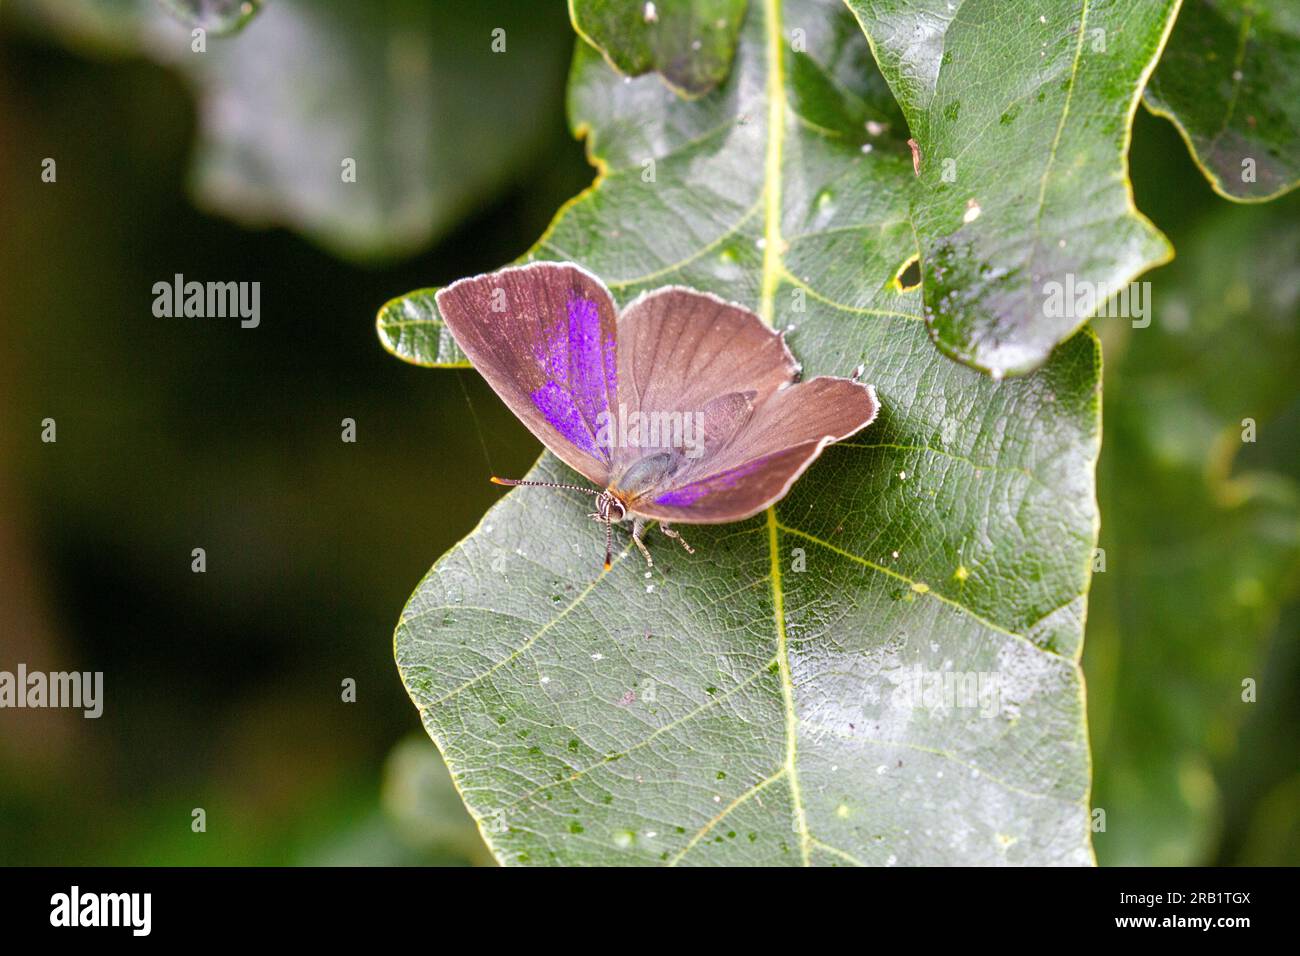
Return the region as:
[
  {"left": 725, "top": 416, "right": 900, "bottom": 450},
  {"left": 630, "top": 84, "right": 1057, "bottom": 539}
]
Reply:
[
  {"left": 589, "top": 490, "right": 627, "bottom": 572},
  {"left": 589, "top": 489, "right": 627, "bottom": 525}
]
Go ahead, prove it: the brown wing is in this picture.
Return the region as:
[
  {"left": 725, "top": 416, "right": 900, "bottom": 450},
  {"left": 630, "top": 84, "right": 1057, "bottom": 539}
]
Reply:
[
  {"left": 610, "top": 287, "right": 799, "bottom": 477},
  {"left": 608, "top": 286, "right": 877, "bottom": 523},
  {"left": 630, "top": 376, "right": 879, "bottom": 524},
  {"left": 435, "top": 262, "right": 618, "bottom": 487}
]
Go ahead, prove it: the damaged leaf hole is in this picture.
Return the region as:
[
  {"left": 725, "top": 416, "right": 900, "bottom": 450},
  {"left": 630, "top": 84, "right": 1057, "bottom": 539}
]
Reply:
[{"left": 892, "top": 254, "right": 922, "bottom": 292}]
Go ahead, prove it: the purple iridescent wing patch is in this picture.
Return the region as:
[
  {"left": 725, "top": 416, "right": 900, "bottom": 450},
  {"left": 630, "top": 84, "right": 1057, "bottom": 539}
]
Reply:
[
  {"left": 652, "top": 454, "right": 778, "bottom": 508},
  {"left": 435, "top": 263, "right": 618, "bottom": 487},
  {"left": 528, "top": 293, "right": 618, "bottom": 461}
]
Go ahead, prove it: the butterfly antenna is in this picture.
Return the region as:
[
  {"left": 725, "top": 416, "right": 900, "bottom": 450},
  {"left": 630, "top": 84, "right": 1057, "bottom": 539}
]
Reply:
[
  {"left": 489, "top": 477, "right": 599, "bottom": 494},
  {"left": 489, "top": 476, "right": 610, "bottom": 570},
  {"left": 456, "top": 369, "right": 497, "bottom": 477}
]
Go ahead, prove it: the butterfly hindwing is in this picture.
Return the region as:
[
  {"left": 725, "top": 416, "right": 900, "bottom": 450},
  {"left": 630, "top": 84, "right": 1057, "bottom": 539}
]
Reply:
[
  {"left": 631, "top": 377, "right": 878, "bottom": 524},
  {"left": 613, "top": 288, "right": 799, "bottom": 474},
  {"left": 610, "top": 287, "right": 878, "bottom": 523}
]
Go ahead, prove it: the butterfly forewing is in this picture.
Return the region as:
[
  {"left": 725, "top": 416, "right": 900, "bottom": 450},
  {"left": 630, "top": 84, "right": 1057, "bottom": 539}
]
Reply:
[
  {"left": 611, "top": 287, "right": 799, "bottom": 474},
  {"left": 435, "top": 263, "right": 618, "bottom": 487}
]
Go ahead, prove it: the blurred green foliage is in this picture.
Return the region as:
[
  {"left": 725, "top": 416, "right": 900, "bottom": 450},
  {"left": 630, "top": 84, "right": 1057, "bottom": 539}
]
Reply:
[
  {"left": 1090, "top": 111, "right": 1300, "bottom": 865},
  {"left": 12, "top": 0, "right": 574, "bottom": 260},
  {"left": 0, "top": 0, "right": 587, "bottom": 865},
  {"left": 1088, "top": 211, "right": 1300, "bottom": 863},
  {"left": 0, "top": 3, "right": 1295, "bottom": 866}
]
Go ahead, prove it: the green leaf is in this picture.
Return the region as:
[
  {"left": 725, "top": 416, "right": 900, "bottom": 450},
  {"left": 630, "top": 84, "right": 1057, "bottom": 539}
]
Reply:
[
  {"left": 843, "top": 0, "right": 1179, "bottom": 377},
  {"left": 569, "top": 0, "right": 748, "bottom": 97},
  {"left": 392, "top": 0, "right": 1100, "bottom": 865},
  {"left": 15, "top": 0, "right": 571, "bottom": 261},
  {"left": 377, "top": 289, "right": 469, "bottom": 367},
  {"left": 1086, "top": 195, "right": 1300, "bottom": 865},
  {"left": 1145, "top": 0, "right": 1300, "bottom": 202},
  {"left": 156, "top": 0, "right": 263, "bottom": 35}
]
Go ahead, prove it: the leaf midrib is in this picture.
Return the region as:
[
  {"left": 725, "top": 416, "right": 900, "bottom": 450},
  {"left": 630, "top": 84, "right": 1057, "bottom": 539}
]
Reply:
[{"left": 757, "top": 0, "right": 815, "bottom": 868}]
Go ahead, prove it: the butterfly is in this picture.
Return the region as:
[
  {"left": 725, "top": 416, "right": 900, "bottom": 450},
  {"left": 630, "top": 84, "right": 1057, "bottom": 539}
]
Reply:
[{"left": 435, "top": 262, "right": 878, "bottom": 570}]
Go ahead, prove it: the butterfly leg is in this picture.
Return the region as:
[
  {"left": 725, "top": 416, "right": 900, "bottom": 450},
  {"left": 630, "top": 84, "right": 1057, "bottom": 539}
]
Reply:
[
  {"left": 660, "top": 522, "right": 696, "bottom": 555},
  {"left": 631, "top": 517, "right": 653, "bottom": 567}
]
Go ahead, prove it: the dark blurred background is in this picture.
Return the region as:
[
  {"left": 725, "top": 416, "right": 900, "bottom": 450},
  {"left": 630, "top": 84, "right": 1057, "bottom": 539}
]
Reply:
[{"left": 1, "top": 0, "right": 1296, "bottom": 866}]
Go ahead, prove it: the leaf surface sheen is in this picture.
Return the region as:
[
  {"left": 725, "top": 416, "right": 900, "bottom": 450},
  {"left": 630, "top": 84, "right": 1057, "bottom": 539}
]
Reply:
[
  {"left": 393, "top": 0, "right": 1100, "bottom": 866},
  {"left": 1145, "top": 0, "right": 1300, "bottom": 202},
  {"left": 844, "top": 0, "right": 1181, "bottom": 377}
]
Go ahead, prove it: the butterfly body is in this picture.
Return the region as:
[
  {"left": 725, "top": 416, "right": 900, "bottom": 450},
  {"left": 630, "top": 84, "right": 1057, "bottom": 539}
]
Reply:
[
  {"left": 439, "top": 263, "right": 878, "bottom": 570},
  {"left": 609, "top": 449, "right": 682, "bottom": 501}
]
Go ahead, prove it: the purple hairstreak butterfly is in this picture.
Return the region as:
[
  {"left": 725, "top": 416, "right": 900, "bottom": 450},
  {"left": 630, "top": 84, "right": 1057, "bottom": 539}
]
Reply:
[{"left": 435, "top": 263, "right": 878, "bottom": 570}]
